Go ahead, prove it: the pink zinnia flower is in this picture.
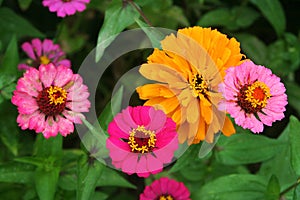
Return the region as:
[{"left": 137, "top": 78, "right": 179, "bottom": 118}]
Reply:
[
  {"left": 106, "top": 106, "right": 178, "bottom": 178},
  {"left": 42, "top": 0, "right": 90, "bottom": 18},
  {"left": 140, "top": 177, "right": 191, "bottom": 200},
  {"left": 219, "top": 61, "right": 288, "bottom": 133},
  {"left": 12, "top": 63, "right": 90, "bottom": 138},
  {"left": 18, "top": 38, "right": 71, "bottom": 71}
]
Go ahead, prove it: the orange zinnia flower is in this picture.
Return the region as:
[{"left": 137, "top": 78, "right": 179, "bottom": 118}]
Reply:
[{"left": 136, "top": 26, "right": 245, "bottom": 144}]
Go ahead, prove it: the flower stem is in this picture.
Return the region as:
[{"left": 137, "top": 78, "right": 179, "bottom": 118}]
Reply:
[
  {"left": 125, "top": 0, "right": 153, "bottom": 27},
  {"left": 280, "top": 178, "right": 300, "bottom": 197}
]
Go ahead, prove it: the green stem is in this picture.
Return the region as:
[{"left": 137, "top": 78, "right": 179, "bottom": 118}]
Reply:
[
  {"left": 126, "top": 0, "right": 153, "bottom": 27},
  {"left": 280, "top": 178, "right": 300, "bottom": 198}
]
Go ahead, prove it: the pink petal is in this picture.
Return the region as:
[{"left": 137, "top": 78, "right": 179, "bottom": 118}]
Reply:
[
  {"left": 146, "top": 155, "right": 163, "bottom": 174},
  {"left": 43, "top": 117, "right": 59, "bottom": 138},
  {"left": 121, "top": 154, "right": 138, "bottom": 174},
  {"left": 28, "top": 112, "right": 46, "bottom": 133},
  {"left": 21, "top": 42, "right": 36, "bottom": 60},
  {"left": 146, "top": 107, "right": 166, "bottom": 132},
  {"left": 31, "top": 38, "right": 42, "bottom": 57},
  {"left": 39, "top": 64, "right": 57, "bottom": 87},
  {"left": 62, "top": 110, "right": 84, "bottom": 124},
  {"left": 130, "top": 106, "right": 150, "bottom": 126},
  {"left": 53, "top": 65, "right": 74, "bottom": 87},
  {"left": 107, "top": 120, "right": 130, "bottom": 139},
  {"left": 106, "top": 139, "right": 129, "bottom": 162},
  {"left": 136, "top": 156, "right": 150, "bottom": 177},
  {"left": 57, "top": 116, "right": 74, "bottom": 137},
  {"left": 57, "top": 59, "right": 71, "bottom": 68},
  {"left": 66, "top": 100, "right": 90, "bottom": 112},
  {"left": 18, "top": 63, "right": 31, "bottom": 71}
]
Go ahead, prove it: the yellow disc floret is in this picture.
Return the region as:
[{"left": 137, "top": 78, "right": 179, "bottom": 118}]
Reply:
[{"left": 128, "top": 125, "right": 156, "bottom": 154}]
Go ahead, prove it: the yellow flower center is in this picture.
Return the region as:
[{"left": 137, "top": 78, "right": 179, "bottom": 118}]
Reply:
[
  {"left": 189, "top": 74, "right": 209, "bottom": 98},
  {"left": 37, "top": 86, "right": 67, "bottom": 116},
  {"left": 39, "top": 55, "right": 51, "bottom": 65},
  {"left": 48, "top": 86, "right": 67, "bottom": 105},
  {"left": 237, "top": 81, "right": 271, "bottom": 114},
  {"left": 128, "top": 125, "right": 156, "bottom": 154},
  {"left": 159, "top": 195, "right": 174, "bottom": 200}
]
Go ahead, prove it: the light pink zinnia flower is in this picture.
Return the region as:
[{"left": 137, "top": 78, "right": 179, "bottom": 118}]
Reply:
[
  {"left": 42, "top": 0, "right": 90, "bottom": 18},
  {"left": 12, "top": 63, "right": 90, "bottom": 138},
  {"left": 140, "top": 177, "right": 191, "bottom": 200},
  {"left": 219, "top": 61, "right": 288, "bottom": 133},
  {"left": 106, "top": 106, "right": 178, "bottom": 178},
  {"left": 18, "top": 38, "right": 71, "bottom": 71}
]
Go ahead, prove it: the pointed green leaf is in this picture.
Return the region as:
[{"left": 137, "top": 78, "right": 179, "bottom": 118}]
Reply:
[
  {"left": 0, "top": 162, "right": 35, "bottom": 184},
  {"left": 96, "top": 0, "right": 139, "bottom": 62},
  {"left": 289, "top": 116, "right": 300, "bottom": 176},
  {"left": 265, "top": 175, "right": 280, "bottom": 200},
  {"left": 0, "top": 74, "right": 16, "bottom": 102},
  {"left": 35, "top": 166, "right": 60, "bottom": 200},
  {"left": 77, "top": 156, "right": 105, "bottom": 200},
  {"left": 17, "top": 0, "right": 32, "bottom": 10},
  {"left": 34, "top": 134, "right": 63, "bottom": 158},
  {"left": 286, "top": 82, "right": 300, "bottom": 115},
  {"left": 250, "top": 0, "right": 286, "bottom": 36},
  {"left": 0, "top": 7, "right": 44, "bottom": 42},
  {"left": 294, "top": 182, "right": 300, "bottom": 200},
  {"left": 96, "top": 167, "right": 136, "bottom": 189},
  {"left": 196, "top": 174, "right": 267, "bottom": 200},
  {"left": 1, "top": 35, "right": 19, "bottom": 74},
  {"left": 215, "top": 133, "right": 285, "bottom": 165}
]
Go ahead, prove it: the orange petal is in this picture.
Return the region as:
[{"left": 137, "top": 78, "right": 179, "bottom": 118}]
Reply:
[
  {"left": 177, "top": 121, "right": 189, "bottom": 144},
  {"left": 136, "top": 84, "right": 177, "bottom": 99},
  {"left": 186, "top": 98, "right": 200, "bottom": 124},
  {"left": 200, "top": 100, "right": 212, "bottom": 124},
  {"left": 144, "top": 96, "right": 179, "bottom": 115},
  {"left": 192, "top": 116, "right": 206, "bottom": 144},
  {"left": 221, "top": 116, "right": 236, "bottom": 136}
]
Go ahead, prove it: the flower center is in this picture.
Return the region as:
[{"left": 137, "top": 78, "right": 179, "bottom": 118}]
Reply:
[
  {"left": 237, "top": 81, "right": 271, "bottom": 114},
  {"left": 39, "top": 55, "right": 51, "bottom": 65},
  {"left": 189, "top": 74, "right": 209, "bottom": 97},
  {"left": 36, "top": 86, "right": 67, "bottom": 116},
  {"left": 62, "top": 0, "right": 71, "bottom": 2},
  {"left": 158, "top": 195, "right": 174, "bottom": 200},
  {"left": 128, "top": 125, "right": 156, "bottom": 154}
]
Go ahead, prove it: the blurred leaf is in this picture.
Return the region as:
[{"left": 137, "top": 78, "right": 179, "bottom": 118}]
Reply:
[
  {"left": 17, "top": 0, "right": 32, "bottom": 11},
  {"left": 197, "top": 6, "right": 259, "bottom": 30},
  {"left": 196, "top": 174, "right": 267, "bottom": 200},
  {"left": 135, "top": 18, "right": 164, "bottom": 49},
  {"left": 215, "top": 133, "right": 285, "bottom": 165},
  {"left": 96, "top": 167, "right": 136, "bottom": 189},
  {"left": 33, "top": 134, "right": 63, "bottom": 158},
  {"left": 259, "top": 123, "right": 297, "bottom": 190},
  {"left": 35, "top": 166, "right": 60, "bottom": 200},
  {"left": 294, "top": 183, "right": 300, "bottom": 200},
  {"left": 0, "top": 74, "right": 16, "bottom": 103},
  {"left": 0, "top": 101, "right": 19, "bottom": 156},
  {"left": 250, "top": 0, "right": 286, "bottom": 36},
  {"left": 0, "top": 7, "right": 44, "bottom": 44},
  {"left": 199, "top": 132, "right": 220, "bottom": 158},
  {"left": 169, "top": 144, "right": 200, "bottom": 173},
  {"left": 265, "top": 175, "right": 280, "bottom": 200},
  {"left": 96, "top": 0, "right": 139, "bottom": 62},
  {"left": 0, "top": 35, "right": 19, "bottom": 74},
  {"left": 77, "top": 156, "right": 105, "bottom": 200},
  {"left": 235, "top": 33, "right": 267, "bottom": 64},
  {"left": 286, "top": 82, "right": 300, "bottom": 114},
  {"left": 91, "top": 192, "right": 109, "bottom": 200},
  {"left": 14, "top": 156, "right": 45, "bottom": 167},
  {"left": 289, "top": 116, "right": 300, "bottom": 176},
  {"left": 0, "top": 162, "right": 35, "bottom": 184},
  {"left": 98, "top": 85, "right": 123, "bottom": 131}
]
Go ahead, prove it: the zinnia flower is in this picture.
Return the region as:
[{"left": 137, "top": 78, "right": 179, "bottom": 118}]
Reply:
[
  {"left": 219, "top": 61, "right": 288, "bottom": 133},
  {"left": 11, "top": 63, "right": 90, "bottom": 138},
  {"left": 106, "top": 106, "right": 178, "bottom": 178},
  {"left": 42, "top": 0, "right": 90, "bottom": 18},
  {"left": 137, "top": 26, "right": 245, "bottom": 144},
  {"left": 18, "top": 38, "right": 71, "bottom": 71},
  {"left": 140, "top": 177, "right": 191, "bottom": 200}
]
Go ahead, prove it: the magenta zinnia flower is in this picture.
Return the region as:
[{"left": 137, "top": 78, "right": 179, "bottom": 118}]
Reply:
[
  {"left": 106, "top": 106, "right": 178, "bottom": 178},
  {"left": 12, "top": 63, "right": 90, "bottom": 138},
  {"left": 18, "top": 38, "right": 71, "bottom": 71},
  {"left": 42, "top": 0, "right": 90, "bottom": 18},
  {"left": 140, "top": 177, "right": 191, "bottom": 200},
  {"left": 219, "top": 61, "right": 288, "bottom": 133}
]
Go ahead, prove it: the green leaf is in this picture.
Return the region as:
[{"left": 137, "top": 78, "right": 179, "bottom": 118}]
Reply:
[
  {"left": 215, "top": 133, "right": 285, "bottom": 165},
  {"left": 34, "top": 134, "right": 63, "bottom": 158},
  {"left": 0, "top": 101, "right": 19, "bottom": 156},
  {"left": 98, "top": 86, "right": 124, "bottom": 131},
  {"left": 235, "top": 33, "right": 267, "bottom": 64},
  {"left": 250, "top": 0, "right": 286, "bottom": 36},
  {"left": 286, "top": 82, "right": 300, "bottom": 115},
  {"left": 96, "top": 167, "right": 136, "bottom": 189},
  {"left": 91, "top": 192, "right": 109, "bottom": 200},
  {"left": 35, "top": 166, "right": 60, "bottom": 200},
  {"left": 169, "top": 144, "right": 200, "bottom": 173},
  {"left": 135, "top": 18, "right": 165, "bottom": 49},
  {"left": 196, "top": 174, "right": 267, "bottom": 200},
  {"left": 17, "top": 0, "right": 32, "bottom": 10},
  {"left": 265, "top": 175, "right": 280, "bottom": 200},
  {"left": 77, "top": 156, "right": 105, "bottom": 200},
  {"left": 197, "top": 6, "right": 259, "bottom": 30},
  {"left": 1, "top": 35, "right": 19, "bottom": 74},
  {"left": 294, "top": 182, "right": 300, "bottom": 200},
  {"left": 0, "top": 7, "right": 44, "bottom": 44},
  {"left": 289, "top": 116, "right": 300, "bottom": 176},
  {"left": 96, "top": 0, "right": 139, "bottom": 62},
  {"left": 0, "top": 162, "right": 35, "bottom": 184}
]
